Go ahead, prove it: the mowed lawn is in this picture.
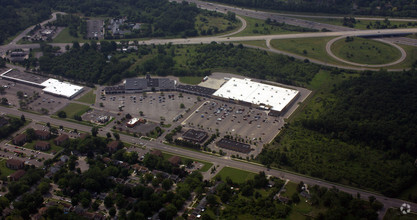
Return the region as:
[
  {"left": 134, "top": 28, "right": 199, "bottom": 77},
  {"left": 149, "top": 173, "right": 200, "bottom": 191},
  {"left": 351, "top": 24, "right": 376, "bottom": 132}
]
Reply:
[
  {"left": 386, "top": 44, "right": 417, "bottom": 69},
  {"left": 24, "top": 140, "right": 63, "bottom": 154},
  {"left": 0, "top": 159, "right": 16, "bottom": 179},
  {"left": 179, "top": 76, "right": 203, "bottom": 85},
  {"left": 214, "top": 167, "right": 256, "bottom": 183},
  {"left": 56, "top": 103, "right": 91, "bottom": 119},
  {"left": 270, "top": 37, "right": 346, "bottom": 66},
  {"left": 52, "top": 27, "right": 87, "bottom": 43},
  {"left": 331, "top": 37, "right": 402, "bottom": 65},
  {"left": 76, "top": 90, "right": 96, "bottom": 104}
]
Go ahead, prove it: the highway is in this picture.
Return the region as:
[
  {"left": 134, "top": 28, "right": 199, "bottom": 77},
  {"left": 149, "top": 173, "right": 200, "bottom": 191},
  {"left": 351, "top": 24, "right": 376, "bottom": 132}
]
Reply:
[
  {"left": 174, "top": 0, "right": 417, "bottom": 46},
  {"left": 0, "top": 105, "right": 416, "bottom": 218}
]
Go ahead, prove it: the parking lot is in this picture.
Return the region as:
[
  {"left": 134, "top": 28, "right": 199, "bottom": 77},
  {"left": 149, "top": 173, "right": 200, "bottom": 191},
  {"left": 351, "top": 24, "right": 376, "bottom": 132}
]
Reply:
[
  {"left": 86, "top": 19, "right": 104, "bottom": 39},
  {"left": 99, "top": 92, "right": 199, "bottom": 123},
  {"left": 0, "top": 78, "right": 70, "bottom": 114},
  {"left": 182, "top": 99, "right": 283, "bottom": 146}
]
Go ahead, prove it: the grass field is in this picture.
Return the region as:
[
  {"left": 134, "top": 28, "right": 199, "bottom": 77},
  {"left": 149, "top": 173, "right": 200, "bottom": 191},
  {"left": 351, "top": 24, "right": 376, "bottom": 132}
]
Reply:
[
  {"left": 234, "top": 40, "right": 268, "bottom": 48},
  {"left": 76, "top": 89, "right": 96, "bottom": 104},
  {"left": 386, "top": 44, "right": 417, "bottom": 69},
  {"left": 383, "top": 208, "right": 417, "bottom": 220},
  {"left": 270, "top": 37, "right": 346, "bottom": 66},
  {"left": 52, "top": 27, "right": 87, "bottom": 43},
  {"left": 179, "top": 76, "right": 203, "bottom": 85},
  {"left": 232, "top": 16, "right": 298, "bottom": 37},
  {"left": 214, "top": 167, "right": 256, "bottom": 183},
  {"left": 161, "top": 152, "right": 213, "bottom": 172},
  {"left": 195, "top": 14, "right": 240, "bottom": 36},
  {"left": 292, "top": 17, "right": 415, "bottom": 30},
  {"left": 56, "top": 103, "right": 91, "bottom": 119},
  {"left": 0, "top": 159, "right": 16, "bottom": 179},
  {"left": 271, "top": 37, "right": 413, "bottom": 69},
  {"left": 407, "top": 34, "right": 417, "bottom": 39},
  {"left": 331, "top": 37, "right": 402, "bottom": 65}
]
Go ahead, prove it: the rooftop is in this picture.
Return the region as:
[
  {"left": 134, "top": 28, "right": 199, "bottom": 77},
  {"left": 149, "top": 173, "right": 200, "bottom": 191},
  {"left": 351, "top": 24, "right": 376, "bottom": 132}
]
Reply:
[
  {"left": 182, "top": 129, "right": 208, "bottom": 143},
  {"left": 41, "top": 79, "right": 84, "bottom": 99},
  {"left": 213, "top": 78, "right": 299, "bottom": 112},
  {"left": 217, "top": 138, "right": 251, "bottom": 154}
]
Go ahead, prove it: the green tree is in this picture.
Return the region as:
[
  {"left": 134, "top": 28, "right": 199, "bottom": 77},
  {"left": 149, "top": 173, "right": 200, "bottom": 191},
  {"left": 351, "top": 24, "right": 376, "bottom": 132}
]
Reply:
[
  {"left": 1, "top": 97, "right": 8, "bottom": 105},
  {"left": 109, "top": 207, "right": 116, "bottom": 217},
  {"left": 16, "top": 91, "right": 24, "bottom": 99},
  {"left": 91, "top": 126, "right": 98, "bottom": 137},
  {"left": 292, "top": 192, "right": 300, "bottom": 204},
  {"left": 57, "top": 111, "right": 67, "bottom": 118}
]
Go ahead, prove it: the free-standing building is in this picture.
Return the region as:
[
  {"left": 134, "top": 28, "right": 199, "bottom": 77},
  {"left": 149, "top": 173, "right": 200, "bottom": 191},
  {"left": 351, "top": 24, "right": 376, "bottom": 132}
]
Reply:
[{"left": 212, "top": 78, "right": 300, "bottom": 116}]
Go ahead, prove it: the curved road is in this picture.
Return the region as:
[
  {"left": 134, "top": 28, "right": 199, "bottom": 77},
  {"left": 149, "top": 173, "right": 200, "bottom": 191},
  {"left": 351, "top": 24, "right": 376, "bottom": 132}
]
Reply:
[
  {"left": 8, "top": 12, "right": 66, "bottom": 45},
  {"left": 325, "top": 35, "right": 407, "bottom": 68},
  {"left": 219, "top": 15, "right": 247, "bottom": 37}
]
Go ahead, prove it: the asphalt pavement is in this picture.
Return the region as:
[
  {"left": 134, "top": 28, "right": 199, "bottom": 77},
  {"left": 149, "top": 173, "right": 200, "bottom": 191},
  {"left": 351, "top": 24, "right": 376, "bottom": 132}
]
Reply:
[{"left": 0, "top": 105, "right": 416, "bottom": 219}]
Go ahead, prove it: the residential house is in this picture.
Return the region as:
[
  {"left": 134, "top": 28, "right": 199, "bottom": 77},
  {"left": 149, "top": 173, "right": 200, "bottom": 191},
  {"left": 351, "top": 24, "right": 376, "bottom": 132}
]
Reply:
[
  {"left": 150, "top": 149, "right": 162, "bottom": 157},
  {"left": 13, "top": 133, "right": 27, "bottom": 146},
  {"left": 35, "top": 130, "right": 50, "bottom": 140},
  {"left": 107, "top": 140, "right": 121, "bottom": 153},
  {"left": 168, "top": 156, "right": 181, "bottom": 167},
  {"left": 6, "top": 159, "right": 24, "bottom": 170},
  {"left": 54, "top": 134, "right": 69, "bottom": 146},
  {"left": 8, "top": 169, "right": 25, "bottom": 181},
  {"left": 34, "top": 141, "right": 50, "bottom": 151}
]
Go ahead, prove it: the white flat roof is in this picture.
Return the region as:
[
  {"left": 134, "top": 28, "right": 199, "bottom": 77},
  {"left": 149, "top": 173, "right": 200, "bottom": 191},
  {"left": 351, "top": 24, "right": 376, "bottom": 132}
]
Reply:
[
  {"left": 41, "top": 79, "right": 83, "bottom": 98},
  {"left": 213, "top": 78, "right": 299, "bottom": 112}
]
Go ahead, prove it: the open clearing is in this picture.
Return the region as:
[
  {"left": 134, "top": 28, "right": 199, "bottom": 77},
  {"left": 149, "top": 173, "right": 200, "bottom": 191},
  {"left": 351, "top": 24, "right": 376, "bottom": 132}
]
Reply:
[
  {"left": 270, "top": 37, "right": 345, "bottom": 65},
  {"left": 331, "top": 37, "right": 402, "bottom": 65},
  {"left": 214, "top": 167, "right": 255, "bottom": 183},
  {"left": 56, "top": 103, "right": 91, "bottom": 119},
  {"left": 195, "top": 14, "right": 241, "bottom": 36},
  {"left": 76, "top": 89, "right": 96, "bottom": 104},
  {"left": 52, "top": 27, "right": 87, "bottom": 43},
  {"left": 179, "top": 76, "right": 203, "bottom": 85},
  {"left": 232, "top": 16, "right": 299, "bottom": 37},
  {"left": 292, "top": 16, "right": 417, "bottom": 30}
]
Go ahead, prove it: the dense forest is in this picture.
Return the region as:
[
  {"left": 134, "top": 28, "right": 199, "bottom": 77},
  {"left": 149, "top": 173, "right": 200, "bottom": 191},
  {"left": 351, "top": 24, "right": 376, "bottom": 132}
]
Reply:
[
  {"left": 137, "top": 43, "right": 320, "bottom": 86},
  {"left": 39, "top": 42, "right": 134, "bottom": 85},
  {"left": 39, "top": 42, "right": 321, "bottom": 86},
  {"left": 0, "top": 0, "right": 51, "bottom": 44},
  {"left": 206, "top": 0, "right": 417, "bottom": 17},
  {"left": 258, "top": 70, "right": 417, "bottom": 197}
]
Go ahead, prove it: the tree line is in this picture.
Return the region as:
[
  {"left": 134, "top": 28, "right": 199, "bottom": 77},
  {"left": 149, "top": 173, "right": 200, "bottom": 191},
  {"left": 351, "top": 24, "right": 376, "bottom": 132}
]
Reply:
[
  {"left": 258, "top": 69, "right": 417, "bottom": 197},
  {"left": 207, "top": 0, "right": 417, "bottom": 17},
  {"left": 0, "top": 0, "right": 51, "bottom": 44}
]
